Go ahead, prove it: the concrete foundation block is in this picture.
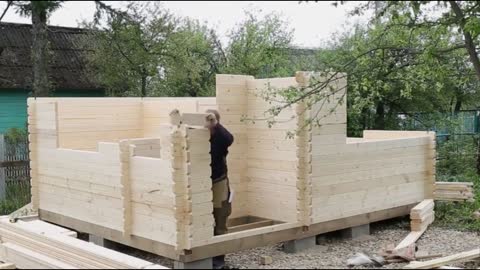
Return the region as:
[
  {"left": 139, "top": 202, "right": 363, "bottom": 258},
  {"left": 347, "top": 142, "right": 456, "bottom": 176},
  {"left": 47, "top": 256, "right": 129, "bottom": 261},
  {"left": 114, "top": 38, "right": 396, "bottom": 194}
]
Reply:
[
  {"left": 283, "top": 236, "right": 316, "bottom": 253},
  {"left": 173, "top": 258, "right": 213, "bottom": 269},
  {"left": 88, "top": 235, "right": 117, "bottom": 249},
  {"left": 340, "top": 224, "right": 370, "bottom": 239}
]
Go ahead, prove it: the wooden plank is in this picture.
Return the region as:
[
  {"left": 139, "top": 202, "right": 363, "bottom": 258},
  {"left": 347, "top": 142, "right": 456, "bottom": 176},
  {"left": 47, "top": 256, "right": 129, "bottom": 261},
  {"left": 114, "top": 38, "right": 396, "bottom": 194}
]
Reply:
[
  {"left": 312, "top": 154, "right": 430, "bottom": 177},
  {"left": 312, "top": 171, "right": 428, "bottom": 197},
  {"left": 216, "top": 74, "right": 253, "bottom": 86},
  {"left": 183, "top": 204, "right": 414, "bottom": 262},
  {"left": 228, "top": 220, "right": 275, "bottom": 233},
  {"left": 435, "top": 182, "right": 473, "bottom": 187},
  {"left": 120, "top": 140, "right": 133, "bottom": 237},
  {"left": 39, "top": 209, "right": 179, "bottom": 260},
  {"left": 313, "top": 192, "right": 425, "bottom": 223},
  {"left": 404, "top": 249, "right": 480, "bottom": 269},
  {"left": 0, "top": 229, "right": 110, "bottom": 268},
  {"left": 411, "top": 199, "right": 434, "bottom": 219},
  {"left": 0, "top": 219, "right": 168, "bottom": 269},
  {"left": 39, "top": 203, "right": 410, "bottom": 262},
  {"left": 363, "top": 130, "right": 434, "bottom": 140},
  {"left": 411, "top": 211, "right": 435, "bottom": 232},
  {"left": 0, "top": 262, "right": 15, "bottom": 269},
  {"left": 16, "top": 219, "right": 77, "bottom": 238},
  {"left": 181, "top": 113, "right": 210, "bottom": 127},
  {"left": 434, "top": 192, "right": 474, "bottom": 201},
  {"left": 0, "top": 242, "right": 77, "bottom": 269},
  {"left": 395, "top": 229, "right": 429, "bottom": 251}
]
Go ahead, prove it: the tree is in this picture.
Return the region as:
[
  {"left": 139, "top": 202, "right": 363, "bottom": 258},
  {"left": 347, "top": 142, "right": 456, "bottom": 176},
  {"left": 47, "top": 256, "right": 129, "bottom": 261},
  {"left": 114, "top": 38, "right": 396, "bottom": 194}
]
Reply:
[
  {"left": 258, "top": 1, "right": 479, "bottom": 133},
  {"left": 249, "top": 5, "right": 478, "bottom": 143},
  {"left": 0, "top": 0, "right": 12, "bottom": 22},
  {"left": 324, "top": 22, "right": 479, "bottom": 135},
  {"left": 85, "top": 1, "right": 177, "bottom": 97},
  {"left": 87, "top": 2, "right": 228, "bottom": 98},
  {"left": 225, "top": 10, "right": 294, "bottom": 78},
  {"left": 3, "top": 0, "right": 129, "bottom": 97},
  {"left": 11, "top": 1, "right": 64, "bottom": 97},
  {"left": 351, "top": 1, "right": 480, "bottom": 80},
  {"left": 157, "top": 18, "right": 225, "bottom": 97}
]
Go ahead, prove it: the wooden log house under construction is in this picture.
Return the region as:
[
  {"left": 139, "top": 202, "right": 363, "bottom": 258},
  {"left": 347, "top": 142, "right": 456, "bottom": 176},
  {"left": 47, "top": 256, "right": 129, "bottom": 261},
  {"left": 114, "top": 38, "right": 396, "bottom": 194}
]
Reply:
[{"left": 26, "top": 72, "right": 436, "bottom": 267}]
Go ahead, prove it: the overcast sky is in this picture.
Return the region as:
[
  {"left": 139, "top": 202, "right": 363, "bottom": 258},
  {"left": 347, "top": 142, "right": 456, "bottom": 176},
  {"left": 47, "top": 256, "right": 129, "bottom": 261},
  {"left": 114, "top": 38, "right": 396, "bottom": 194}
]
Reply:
[{"left": 0, "top": 1, "right": 369, "bottom": 48}]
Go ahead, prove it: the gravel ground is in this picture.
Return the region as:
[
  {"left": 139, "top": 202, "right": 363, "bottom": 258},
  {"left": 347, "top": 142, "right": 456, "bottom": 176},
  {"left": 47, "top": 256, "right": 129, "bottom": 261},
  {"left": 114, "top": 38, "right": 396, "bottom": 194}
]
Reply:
[{"left": 124, "top": 217, "right": 480, "bottom": 269}]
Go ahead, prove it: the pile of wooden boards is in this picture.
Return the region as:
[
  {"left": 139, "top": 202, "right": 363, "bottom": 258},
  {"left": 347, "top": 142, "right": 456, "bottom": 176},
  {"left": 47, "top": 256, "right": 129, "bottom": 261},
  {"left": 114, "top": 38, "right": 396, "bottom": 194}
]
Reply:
[
  {"left": 434, "top": 182, "right": 475, "bottom": 202},
  {"left": 0, "top": 216, "right": 167, "bottom": 269},
  {"left": 383, "top": 200, "right": 435, "bottom": 263},
  {"left": 410, "top": 199, "right": 435, "bottom": 232}
]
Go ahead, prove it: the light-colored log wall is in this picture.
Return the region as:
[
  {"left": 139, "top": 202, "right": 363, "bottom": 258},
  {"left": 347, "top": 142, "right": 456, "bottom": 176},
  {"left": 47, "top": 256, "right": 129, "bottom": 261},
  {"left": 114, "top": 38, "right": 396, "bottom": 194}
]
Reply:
[
  {"left": 28, "top": 100, "right": 204, "bottom": 248},
  {"left": 28, "top": 101, "right": 125, "bottom": 231},
  {"left": 299, "top": 73, "right": 436, "bottom": 224},
  {"left": 28, "top": 72, "right": 436, "bottom": 253},
  {"left": 215, "top": 75, "right": 252, "bottom": 219},
  {"left": 245, "top": 78, "right": 300, "bottom": 223},
  {"left": 143, "top": 97, "right": 216, "bottom": 137},
  {"left": 55, "top": 98, "right": 143, "bottom": 151}
]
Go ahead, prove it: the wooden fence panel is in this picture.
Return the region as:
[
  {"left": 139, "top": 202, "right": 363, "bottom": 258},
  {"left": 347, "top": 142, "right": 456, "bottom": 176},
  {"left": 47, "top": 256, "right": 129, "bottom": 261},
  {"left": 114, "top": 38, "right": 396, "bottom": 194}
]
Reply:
[{"left": 0, "top": 134, "right": 30, "bottom": 200}]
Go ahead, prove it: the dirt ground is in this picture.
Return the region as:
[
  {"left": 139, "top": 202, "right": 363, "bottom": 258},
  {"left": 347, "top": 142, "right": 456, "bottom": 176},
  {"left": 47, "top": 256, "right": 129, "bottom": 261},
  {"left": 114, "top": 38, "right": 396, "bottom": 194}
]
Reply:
[{"left": 124, "top": 217, "right": 480, "bottom": 269}]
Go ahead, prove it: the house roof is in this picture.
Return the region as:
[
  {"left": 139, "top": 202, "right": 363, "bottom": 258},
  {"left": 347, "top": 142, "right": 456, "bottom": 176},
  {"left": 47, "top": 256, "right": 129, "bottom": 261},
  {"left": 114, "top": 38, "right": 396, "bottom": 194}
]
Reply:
[{"left": 0, "top": 22, "right": 101, "bottom": 90}]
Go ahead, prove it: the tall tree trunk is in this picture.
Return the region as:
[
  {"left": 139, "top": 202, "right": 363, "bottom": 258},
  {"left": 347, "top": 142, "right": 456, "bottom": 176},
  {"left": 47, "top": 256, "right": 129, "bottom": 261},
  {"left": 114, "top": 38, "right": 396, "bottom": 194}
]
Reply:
[
  {"left": 449, "top": 1, "right": 480, "bottom": 81},
  {"left": 361, "top": 107, "right": 369, "bottom": 131},
  {"left": 374, "top": 101, "right": 385, "bottom": 130},
  {"left": 454, "top": 99, "right": 462, "bottom": 113},
  {"left": 141, "top": 74, "right": 147, "bottom": 97},
  {"left": 32, "top": 8, "right": 50, "bottom": 97},
  {"left": 476, "top": 136, "right": 480, "bottom": 175}
]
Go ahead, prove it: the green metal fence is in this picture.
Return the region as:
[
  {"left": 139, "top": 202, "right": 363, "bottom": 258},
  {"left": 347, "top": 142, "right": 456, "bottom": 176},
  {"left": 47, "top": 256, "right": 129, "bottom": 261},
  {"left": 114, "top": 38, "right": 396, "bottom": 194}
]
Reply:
[{"left": 398, "top": 110, "right": 480, "bottom": 141}]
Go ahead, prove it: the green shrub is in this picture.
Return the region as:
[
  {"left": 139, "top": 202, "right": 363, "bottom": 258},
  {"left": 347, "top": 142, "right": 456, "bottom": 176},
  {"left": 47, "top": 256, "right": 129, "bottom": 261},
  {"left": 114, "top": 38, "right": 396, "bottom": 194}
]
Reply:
[
  {"left": 3, "top": 127, "right": 28, "bottom": 145},
  {"left": 0, "top": 182, "right": 31, "bottom": 215}
]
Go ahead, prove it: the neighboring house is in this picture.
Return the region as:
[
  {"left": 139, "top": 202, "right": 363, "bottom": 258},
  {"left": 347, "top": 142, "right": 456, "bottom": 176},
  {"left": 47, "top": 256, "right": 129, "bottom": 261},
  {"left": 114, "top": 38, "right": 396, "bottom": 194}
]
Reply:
[{"left": 0, "top": 22, "right": 104, "bottom": 133}]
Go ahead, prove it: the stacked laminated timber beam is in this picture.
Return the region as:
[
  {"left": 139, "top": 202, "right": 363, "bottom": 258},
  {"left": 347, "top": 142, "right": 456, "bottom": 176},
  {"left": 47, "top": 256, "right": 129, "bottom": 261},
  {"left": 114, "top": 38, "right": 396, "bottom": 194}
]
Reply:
[
  {"left": 246, "top": 77, "right": 300, "bottom": 223},
  {"left": 295, "top": 73, "right": 313, "bottom": 226},
  {"left": 0, "top": 217, "right": 167, "bottom": 269},
  {"left": 410, "top": 199, "right": 435, "bottom": 232},
  {"left": 27, "top": 72, "right": 437, "bottom": 265},
  {"left": 434, "top": 182, "right": 475, "bottom": 202},
  {"left": 216, "top": 75, "right": 251, "bottom": 219},
  {"left": 297, "top": 72, "right": 436, "bottom": 225}
]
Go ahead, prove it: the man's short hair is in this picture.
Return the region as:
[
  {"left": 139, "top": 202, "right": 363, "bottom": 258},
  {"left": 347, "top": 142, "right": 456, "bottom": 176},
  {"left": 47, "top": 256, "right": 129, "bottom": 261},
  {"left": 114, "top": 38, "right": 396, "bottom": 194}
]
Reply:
[{"left": 206, "top": 109, "right": 221, "bottom": 122}]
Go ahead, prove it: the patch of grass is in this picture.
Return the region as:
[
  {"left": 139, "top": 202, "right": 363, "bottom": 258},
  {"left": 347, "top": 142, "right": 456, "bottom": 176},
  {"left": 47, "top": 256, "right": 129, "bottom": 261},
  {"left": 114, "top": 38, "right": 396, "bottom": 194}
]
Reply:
[{"left": 0, "top": 182, "right": 31, "bottom": 215}]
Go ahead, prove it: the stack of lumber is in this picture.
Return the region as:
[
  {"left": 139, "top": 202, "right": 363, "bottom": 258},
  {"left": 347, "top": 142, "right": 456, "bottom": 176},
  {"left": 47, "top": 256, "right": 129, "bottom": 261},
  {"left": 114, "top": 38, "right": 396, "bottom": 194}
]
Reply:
[
  {"left": 410, "top": 199, "right": 435, "bottom": 232},
  {"left": 386, "top": 200, "right": 435, "bottom": 263},
  {"left": 434, "top": 182, "right": 475, "bottom": 202},
  {"left": 0, "top": 217, "right": 167, "bottom": 269}
]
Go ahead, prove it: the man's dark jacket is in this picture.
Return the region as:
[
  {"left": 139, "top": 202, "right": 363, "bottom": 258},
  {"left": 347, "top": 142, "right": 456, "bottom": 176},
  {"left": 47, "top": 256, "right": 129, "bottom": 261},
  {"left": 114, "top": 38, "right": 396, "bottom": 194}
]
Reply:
[{"left": 210, "top": 123, "right": 234, "bottom": 182}]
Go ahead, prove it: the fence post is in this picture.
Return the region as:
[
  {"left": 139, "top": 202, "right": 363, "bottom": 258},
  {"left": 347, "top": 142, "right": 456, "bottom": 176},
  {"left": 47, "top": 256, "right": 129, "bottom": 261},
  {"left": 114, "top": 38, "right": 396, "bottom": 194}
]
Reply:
[{"left": 0, "top": 134, "right": 5, "bottom": 201}]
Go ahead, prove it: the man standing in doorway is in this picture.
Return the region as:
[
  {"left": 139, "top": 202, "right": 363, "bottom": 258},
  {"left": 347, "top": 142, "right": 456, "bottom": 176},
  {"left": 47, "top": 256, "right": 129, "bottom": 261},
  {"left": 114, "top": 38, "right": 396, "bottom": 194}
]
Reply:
[{"left": 205, "top": 109, "right": 234, "bottom": 269}]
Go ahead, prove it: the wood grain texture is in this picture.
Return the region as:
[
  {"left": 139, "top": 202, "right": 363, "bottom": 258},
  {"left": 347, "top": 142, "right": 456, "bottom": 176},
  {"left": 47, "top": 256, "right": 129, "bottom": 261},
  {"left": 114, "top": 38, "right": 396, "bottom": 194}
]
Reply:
[{"left": 28, "top": 72, "right": 435, "bottom": 260}]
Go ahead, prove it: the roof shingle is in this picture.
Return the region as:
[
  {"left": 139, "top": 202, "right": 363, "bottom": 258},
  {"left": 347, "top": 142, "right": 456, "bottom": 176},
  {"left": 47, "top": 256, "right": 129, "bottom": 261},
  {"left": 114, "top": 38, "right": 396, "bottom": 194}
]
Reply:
[{"left": 0, "top": 22, "right": 100, "bottom": 90}]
